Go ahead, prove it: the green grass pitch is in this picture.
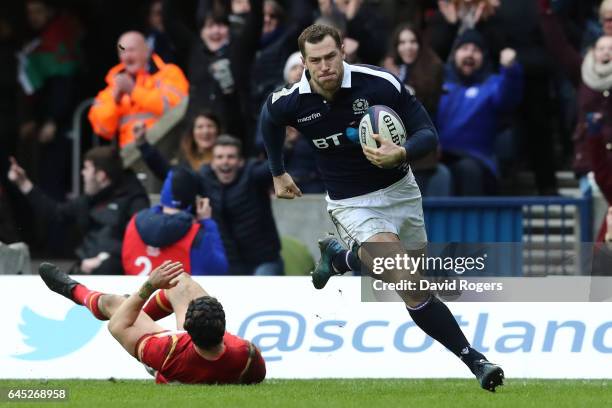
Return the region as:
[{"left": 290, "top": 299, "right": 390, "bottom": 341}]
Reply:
[{"left": 0, "top": 379, "right": 610, "bottom": 408}]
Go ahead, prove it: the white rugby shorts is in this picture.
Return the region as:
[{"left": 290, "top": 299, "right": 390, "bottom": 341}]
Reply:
[{"left": 326, "top": 171, "right": 427, "bottom": 250}]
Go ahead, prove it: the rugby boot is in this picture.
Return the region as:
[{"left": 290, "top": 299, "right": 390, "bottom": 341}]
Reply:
[
  {"left": 39, "top": 262, "right": 79, "bottom": 301},
  {"left": 312, "top": 236, "right": 347, "bottom": 289},
  {"left": 471, "top": 358, "right": 505, "bottom": 392}
]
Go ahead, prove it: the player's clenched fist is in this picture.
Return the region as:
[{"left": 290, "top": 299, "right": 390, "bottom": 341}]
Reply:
[{"left": 273, "top": 173, "right": 303, "bottom": 199}]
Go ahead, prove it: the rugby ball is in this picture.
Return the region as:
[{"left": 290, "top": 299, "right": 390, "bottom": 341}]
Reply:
[{"left": 358, "top": 105, "right": 407, "bottom": 148}]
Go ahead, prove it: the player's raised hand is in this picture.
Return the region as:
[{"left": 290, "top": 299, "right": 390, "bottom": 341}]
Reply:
[
  {"left": 148, "top": 261, "right": 184, "bottom": 289},
  {"left": 273, "top": 173, "right": 302, "bottom": 199},
  {"left": 362, "top": 134, "right": 407, "bottom": 169}
]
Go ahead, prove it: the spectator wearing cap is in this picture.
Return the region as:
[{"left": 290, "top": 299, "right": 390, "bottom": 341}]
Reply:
[
  {"left": 427, "top": 0, "right": 504, "bottom": 63},
  {"left": 436, "top": 29, "right": 523, "bottom": 195},
  {"left": 122, "top": 166, "right": 227, "bottom": 275}
]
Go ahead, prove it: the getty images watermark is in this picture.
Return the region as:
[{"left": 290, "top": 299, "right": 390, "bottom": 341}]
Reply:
[
  {"left": 370, "top": 251, "right": 502, "bottom": 293},
  {"left": 360, "top": 242, "right": 612, "bottom": 302}
]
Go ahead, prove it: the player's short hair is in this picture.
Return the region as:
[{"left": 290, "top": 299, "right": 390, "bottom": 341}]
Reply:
[
  {"left": 213, "top": 135, "right": 243, "bottom": 157},
  {"left": 298, "top": 24, "right": 343, "bottom": 57},
  {"left": 84, "top": 146, "right": 123, "bottom": 183},
  {"left": 184, "top": 296, "right": 226, "bottom": 349}
]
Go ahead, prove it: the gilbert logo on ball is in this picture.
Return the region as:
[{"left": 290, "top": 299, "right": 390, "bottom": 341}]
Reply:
[{"left": 358, "top": 105, "right": 407, "bottom": 148}]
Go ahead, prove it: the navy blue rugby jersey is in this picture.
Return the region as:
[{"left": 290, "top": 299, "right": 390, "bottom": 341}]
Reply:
[{"left": 260, "top": 61, "right": 437, "bottom": 200}]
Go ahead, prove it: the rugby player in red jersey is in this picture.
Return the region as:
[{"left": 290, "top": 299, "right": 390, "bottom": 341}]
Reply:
[{"left": 38, "top": 261, "right": 265, "bottom": 384}]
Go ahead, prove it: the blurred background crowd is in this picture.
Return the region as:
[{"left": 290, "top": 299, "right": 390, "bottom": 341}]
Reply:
[{"left": 1, "top": 0, "right": 612, "bottom": 275}]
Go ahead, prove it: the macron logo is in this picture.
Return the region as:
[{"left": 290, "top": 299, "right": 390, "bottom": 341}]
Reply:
[{"left": 297, "top": 112, "right": 321, "bottom": 124}]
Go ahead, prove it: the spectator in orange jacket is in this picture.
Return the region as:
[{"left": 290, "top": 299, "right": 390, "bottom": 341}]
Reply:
[{"left": 88, "top": 31, "right": 189, "bottom": 147}]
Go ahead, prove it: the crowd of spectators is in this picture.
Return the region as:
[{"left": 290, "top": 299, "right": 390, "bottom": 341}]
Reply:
[{"left": 2, "top": 0, "right": 612, "bottom": 274}]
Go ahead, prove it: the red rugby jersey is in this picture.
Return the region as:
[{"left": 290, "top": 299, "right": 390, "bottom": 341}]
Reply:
[{"left": 137, "top": 331, "right": 266, "bottom": 384}]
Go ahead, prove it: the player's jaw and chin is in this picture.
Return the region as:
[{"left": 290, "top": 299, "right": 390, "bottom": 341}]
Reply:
[
  {"left": 309, "top": 60, "right": 343, "bottom": 93},
  {"left": 315, "top": 71, "right": 341, "bottom": 91}
]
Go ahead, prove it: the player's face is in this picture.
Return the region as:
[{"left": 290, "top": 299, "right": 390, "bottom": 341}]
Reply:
[
  {"left": 81, "top": 160, "right": 105, "bottom": 195},
  {"left": 211, "top": 145, "right": 244, "bottom": 184},
  {"left": 594, "top": 36, "right": 612, "bottom": 65},
  {"left": 303, "top": 35, "right": 345, "bottom": 93},
  {"left": 118, "top": 33, "right": 149, "bottom": 75},
  {"left": 193, "top": 116, "right": 219, "bottom": 151},
  {"left": 397, "top": 29, "right": 419, "bottom": 65},
  {"left": 454, "top": 43, "right": 483, "bottom": 78}
]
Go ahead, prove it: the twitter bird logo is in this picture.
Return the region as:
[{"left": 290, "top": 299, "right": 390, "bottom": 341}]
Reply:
[{"left": 13, "top": 306, "right": 103, "bottom": 361}]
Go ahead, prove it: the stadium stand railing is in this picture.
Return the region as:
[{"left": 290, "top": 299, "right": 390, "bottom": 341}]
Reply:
[
  {"left": 67, "top": 97, "right": 188, "bottom": 197},
  {"left": 423, "top": 188, "right": 593, "bottom": 276},
  {"left": 67, "top": 98, "right": 95, "bottom": 197},
  {"left": 271, "top": 188, "right": 593, "bottom": 277}
]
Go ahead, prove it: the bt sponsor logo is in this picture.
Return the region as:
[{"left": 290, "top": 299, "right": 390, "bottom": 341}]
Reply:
[{"left": 238, "top": 310, "right": 612, "bottom": 362}]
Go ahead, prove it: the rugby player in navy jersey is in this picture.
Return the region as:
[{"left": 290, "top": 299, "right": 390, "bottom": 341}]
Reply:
[{"left": 260, "top": 24, "right": 503, "bottom": 391}]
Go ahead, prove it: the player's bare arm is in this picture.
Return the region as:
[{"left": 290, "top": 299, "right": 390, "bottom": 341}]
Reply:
[
  {"left": 362, "top": 134, "right": 408, "bottom": 169},
  {"left": 108, "top": 261, "right": 184, "bottom": 356}
]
